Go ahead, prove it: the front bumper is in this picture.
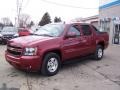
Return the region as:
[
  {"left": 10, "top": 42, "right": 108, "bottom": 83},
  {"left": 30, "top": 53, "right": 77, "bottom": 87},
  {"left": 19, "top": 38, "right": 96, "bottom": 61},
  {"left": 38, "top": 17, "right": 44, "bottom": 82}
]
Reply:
[
  {"left": 5, "top": 51, "right": 42, "bottom": 72},
  {"left": 0, "top": 37, "right": 10, "bottom": 44}
]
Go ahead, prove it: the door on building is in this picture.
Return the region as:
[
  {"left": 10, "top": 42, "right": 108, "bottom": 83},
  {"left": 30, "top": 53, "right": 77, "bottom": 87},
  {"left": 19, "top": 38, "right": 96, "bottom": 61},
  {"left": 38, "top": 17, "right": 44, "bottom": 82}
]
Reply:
[{"left": 113, "top": 24, "right": 120, "bottom": 44}]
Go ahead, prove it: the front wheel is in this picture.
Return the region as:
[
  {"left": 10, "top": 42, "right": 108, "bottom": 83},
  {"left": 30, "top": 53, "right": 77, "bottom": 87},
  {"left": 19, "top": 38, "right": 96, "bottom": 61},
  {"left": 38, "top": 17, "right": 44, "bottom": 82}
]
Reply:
[
  {"left": 41, "top": 52, "right": 61, "bottom": 76},
  {"left": 93, "top": 45, "right": 104, "bottom": 60}
]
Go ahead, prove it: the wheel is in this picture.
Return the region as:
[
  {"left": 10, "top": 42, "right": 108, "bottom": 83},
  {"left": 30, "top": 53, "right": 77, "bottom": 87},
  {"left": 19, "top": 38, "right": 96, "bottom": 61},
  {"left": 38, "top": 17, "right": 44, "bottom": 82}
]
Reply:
[
  {"left": 2, "top": 41, "right": 6, "bottom": 45},
  {"left": 41, "top": 52, "right": 61, "bottom": 76},
  {"left": 93, "top": 45, "right": 104, "bottom": 60}
]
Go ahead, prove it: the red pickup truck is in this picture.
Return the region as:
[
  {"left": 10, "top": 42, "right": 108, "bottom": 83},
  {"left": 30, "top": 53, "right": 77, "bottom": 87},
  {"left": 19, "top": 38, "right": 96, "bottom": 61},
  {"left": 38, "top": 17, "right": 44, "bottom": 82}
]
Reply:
[{"left": 5, "top": 23, "right": 109, "bottom": 76}]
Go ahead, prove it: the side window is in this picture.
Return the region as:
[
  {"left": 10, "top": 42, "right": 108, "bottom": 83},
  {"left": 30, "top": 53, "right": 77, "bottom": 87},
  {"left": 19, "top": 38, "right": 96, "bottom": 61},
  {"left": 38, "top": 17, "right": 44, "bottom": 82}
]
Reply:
[
  {"left": 68, "top": 26, "right": 80, "bottom": 37},
  {"left": 91, "top": 25, "right": 100, "bottom": 33},
  {"left": 81, "top": 25, "right": 92, "bottom": 36},
  {"left": 92, "top": 25, "right": 98, "bottom": 31}
]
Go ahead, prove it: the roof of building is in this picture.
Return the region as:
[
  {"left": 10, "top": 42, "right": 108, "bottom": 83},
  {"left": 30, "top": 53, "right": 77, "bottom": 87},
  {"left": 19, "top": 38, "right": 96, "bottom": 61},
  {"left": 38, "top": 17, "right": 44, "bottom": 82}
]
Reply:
[{"left": 80, "top": 15, "right": 98, "bottom": 22}]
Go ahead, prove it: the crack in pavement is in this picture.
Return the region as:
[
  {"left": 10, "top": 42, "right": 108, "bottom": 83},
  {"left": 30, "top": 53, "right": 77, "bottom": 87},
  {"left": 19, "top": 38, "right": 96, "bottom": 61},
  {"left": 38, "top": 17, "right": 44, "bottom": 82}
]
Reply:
[
  {"left": 83, "top": 63, "right": 120, "bottom": 86},
  {"left": 26, "top": 72, "right": 32, "bottom": 90}
]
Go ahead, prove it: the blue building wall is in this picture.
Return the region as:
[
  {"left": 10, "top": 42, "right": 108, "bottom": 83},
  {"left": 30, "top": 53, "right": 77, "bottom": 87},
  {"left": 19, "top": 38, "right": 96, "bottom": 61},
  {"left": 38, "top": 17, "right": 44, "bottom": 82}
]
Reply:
[{"left": 100, "top": 0, "right": 120, "bottom": 9}]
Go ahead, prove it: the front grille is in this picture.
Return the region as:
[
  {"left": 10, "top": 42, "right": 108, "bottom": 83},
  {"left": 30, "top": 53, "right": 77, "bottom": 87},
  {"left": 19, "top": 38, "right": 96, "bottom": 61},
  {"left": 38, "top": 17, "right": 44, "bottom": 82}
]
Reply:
[
  {"left": 3, "top": 35, "right": 13, "bottom": 39},
  {"left": 7, "top": 45, "right": 23, "bottom": 56}
]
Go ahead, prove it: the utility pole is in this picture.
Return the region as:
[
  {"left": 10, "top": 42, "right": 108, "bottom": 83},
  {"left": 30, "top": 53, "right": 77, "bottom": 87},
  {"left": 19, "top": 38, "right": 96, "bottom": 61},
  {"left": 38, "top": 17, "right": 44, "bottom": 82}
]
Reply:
[{"left": 16, "top": 0, "right": 23, "bottom": 27}]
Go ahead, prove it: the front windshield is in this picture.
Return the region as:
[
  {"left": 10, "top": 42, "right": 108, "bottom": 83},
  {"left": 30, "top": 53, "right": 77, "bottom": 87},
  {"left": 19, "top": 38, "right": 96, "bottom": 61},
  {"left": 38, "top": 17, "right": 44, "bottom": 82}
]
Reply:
[
  {"left": 33, "top": 24, "right": 64, "bottom": 37},
  {"left": 2, "top": 27, "right": 17, "bottom": 33}
]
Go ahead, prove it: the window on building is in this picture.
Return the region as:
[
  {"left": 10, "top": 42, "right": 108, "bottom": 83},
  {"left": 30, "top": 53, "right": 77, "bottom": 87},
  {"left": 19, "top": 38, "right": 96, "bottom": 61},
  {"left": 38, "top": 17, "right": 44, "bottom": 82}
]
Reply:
[
  {"left": 99, "top": 19, "right": 110, "bottom": 33},
  {"left": 113, "top": 24, "right": 120, "bottom": 44}
]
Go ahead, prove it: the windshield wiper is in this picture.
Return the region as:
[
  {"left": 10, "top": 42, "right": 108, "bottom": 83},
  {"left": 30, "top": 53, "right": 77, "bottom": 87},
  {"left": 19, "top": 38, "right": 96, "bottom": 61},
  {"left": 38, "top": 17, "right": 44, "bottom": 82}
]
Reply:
[
  {"left": 39, "top": 34, "right": 54, "bottom": 37},
  {"left": 32, "top": 34, "right": 54, "bottom": 37}
]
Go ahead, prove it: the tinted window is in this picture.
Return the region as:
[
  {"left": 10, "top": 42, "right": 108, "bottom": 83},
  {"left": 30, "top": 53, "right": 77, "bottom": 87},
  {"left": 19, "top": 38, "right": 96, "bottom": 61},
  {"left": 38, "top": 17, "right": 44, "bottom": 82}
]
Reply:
[
  {"left": 68, "top": 26, "right": 80, "bottom": 37},
  {"left": 2, "top": 27, "right": 17, "bottom": 32},
  {"left": 92, "top": 25, "right": 100, "bottom": 33},
  {"left": 1, "top": 27, "right": 18, "bottom": 34},
  {"left": 81, "top": 25, "right": 92, "bottom": 35}
]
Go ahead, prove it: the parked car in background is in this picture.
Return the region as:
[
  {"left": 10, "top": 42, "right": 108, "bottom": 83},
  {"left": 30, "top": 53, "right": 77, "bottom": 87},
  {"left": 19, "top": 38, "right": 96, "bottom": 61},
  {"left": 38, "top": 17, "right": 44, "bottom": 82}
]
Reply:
[
  {"left": 0, "top": 28, "right": 2, "bottom": 44},
  {"left": 5, "top": 23, "right": 109, "bottom": 76},
  {"left": 0, "top": 27, "right": 18, "bottom": 44},
  {"left": 0, "top": 27, "right": 2, "bottom": 32},
  {"left": 18, "top": 28, "right": 30, "bottom": 36}
]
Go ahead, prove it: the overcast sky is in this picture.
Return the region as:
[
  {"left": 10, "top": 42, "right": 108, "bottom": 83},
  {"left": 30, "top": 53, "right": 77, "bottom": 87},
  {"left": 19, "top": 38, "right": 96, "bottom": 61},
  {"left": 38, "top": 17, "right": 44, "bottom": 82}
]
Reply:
[{"left": 0, "top": 0, "right": 99, "bottom": 24}]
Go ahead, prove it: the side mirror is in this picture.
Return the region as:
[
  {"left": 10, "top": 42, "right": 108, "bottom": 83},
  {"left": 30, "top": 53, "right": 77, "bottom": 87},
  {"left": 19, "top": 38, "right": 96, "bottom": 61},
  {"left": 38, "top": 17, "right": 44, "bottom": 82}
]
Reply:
[{"left": 66, "top": 32, "right": 77, "bottom": 38}]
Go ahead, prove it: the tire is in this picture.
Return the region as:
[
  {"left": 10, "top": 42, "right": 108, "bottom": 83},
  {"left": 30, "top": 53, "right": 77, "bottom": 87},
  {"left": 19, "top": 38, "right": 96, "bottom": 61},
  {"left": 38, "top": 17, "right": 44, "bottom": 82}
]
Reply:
[
  {"left": 93, "top": 45, "right": 104, "bottom": 60},
  {"left": 41, "top": 52, "right": 61, "bottom": 76},
  {"left": 1, "top": 40, "right": 7, "bottom": 45}
]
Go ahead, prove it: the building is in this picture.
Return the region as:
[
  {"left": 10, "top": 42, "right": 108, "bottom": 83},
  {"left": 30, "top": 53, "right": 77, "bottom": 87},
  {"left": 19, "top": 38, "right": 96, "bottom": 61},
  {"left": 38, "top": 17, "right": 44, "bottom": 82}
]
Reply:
[
  {"left": 72, "top": 15, "right": 99, "bottom": 29},
  {"left": 99, "top": 0, "right": 120, "bottom": 44},
  {"left": 80, "top": 15, "right": 99, "bottom": 29}
]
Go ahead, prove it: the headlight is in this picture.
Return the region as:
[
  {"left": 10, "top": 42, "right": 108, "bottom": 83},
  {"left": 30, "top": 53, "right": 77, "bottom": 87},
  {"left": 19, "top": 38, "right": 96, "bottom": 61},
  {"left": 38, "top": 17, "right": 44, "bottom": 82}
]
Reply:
[
  {"left": 24, "top": 47, "right": 37, "bottom": 56},
  {"left": 14, "top": 33, "right": 19, "bottom": 37}
]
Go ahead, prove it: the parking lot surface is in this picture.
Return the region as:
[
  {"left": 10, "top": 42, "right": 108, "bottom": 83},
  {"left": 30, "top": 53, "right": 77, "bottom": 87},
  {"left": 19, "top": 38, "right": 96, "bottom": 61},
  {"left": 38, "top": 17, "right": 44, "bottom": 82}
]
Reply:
[{"left": 0, "top": 45, "right": 120, "bottom": 90}]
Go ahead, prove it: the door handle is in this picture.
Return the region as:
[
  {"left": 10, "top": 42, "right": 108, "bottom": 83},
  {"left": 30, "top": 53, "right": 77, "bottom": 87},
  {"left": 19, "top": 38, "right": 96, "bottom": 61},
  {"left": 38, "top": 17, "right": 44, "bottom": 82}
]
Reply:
[
  {"left": 82, "top": 40, "right": 87, "bottom": 43},
  {"left": 79, "top": 39, "right": 87, "bottom": 43}
]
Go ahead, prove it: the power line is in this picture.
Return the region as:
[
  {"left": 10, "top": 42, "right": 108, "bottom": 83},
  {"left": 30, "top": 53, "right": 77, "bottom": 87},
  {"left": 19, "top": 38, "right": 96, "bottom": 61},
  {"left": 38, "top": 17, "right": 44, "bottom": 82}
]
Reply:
[{"left": 41, "top": 0, "right": 98, "bottom": 9}]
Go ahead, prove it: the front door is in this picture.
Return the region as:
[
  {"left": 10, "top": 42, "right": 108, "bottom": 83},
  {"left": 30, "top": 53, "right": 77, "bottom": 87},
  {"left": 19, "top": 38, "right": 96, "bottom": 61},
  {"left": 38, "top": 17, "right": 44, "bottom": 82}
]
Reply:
[
  {"left": 80, "top": 25, "right": 93, "bottom": 54},
  {"left": 62, "top": 25, "right": 82, "bottom": 60}
]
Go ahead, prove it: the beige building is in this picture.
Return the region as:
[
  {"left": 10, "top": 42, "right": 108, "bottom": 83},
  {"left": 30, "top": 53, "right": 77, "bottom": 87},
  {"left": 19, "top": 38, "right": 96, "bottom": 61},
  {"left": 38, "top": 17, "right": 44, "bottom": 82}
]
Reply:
[
  {"left": 80, "top": 15, "right": 99, "bottom": 29},
  {"left": 99, "top": 0, "right": 120, "bottom": 44},
  {"left": 73, "top": 15, "right": 99, "bottom": 29}
]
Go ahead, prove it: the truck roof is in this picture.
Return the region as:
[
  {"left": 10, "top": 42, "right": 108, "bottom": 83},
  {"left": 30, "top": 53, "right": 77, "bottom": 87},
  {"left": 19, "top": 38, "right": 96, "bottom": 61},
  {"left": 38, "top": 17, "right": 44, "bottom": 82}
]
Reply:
[{"left": 49, "top": 22, "right": 91, "bottom": 26}]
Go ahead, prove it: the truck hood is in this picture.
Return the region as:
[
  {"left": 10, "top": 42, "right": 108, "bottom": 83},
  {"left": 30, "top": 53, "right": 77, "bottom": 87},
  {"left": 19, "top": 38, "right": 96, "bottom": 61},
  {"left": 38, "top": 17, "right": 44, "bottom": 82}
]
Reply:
[{"left": 9, "top": 35, "right": 55, "bottom": 46}]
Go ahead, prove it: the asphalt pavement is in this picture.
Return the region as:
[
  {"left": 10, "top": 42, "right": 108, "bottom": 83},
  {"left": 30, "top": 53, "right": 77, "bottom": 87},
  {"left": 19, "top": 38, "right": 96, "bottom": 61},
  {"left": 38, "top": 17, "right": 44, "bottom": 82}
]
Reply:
[{"left": 0, "top": 45, "right": 120, "bottom": 90}]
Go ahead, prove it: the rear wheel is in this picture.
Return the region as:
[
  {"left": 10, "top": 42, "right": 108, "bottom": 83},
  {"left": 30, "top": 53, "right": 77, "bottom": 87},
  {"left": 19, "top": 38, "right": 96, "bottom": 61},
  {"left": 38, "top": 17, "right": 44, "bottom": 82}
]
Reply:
[
  {"left": 93, "top": 45, "right": 104, "bottom": 60},
  {"left": 41, "top": 52, "right": 61, "bottom": 76}
]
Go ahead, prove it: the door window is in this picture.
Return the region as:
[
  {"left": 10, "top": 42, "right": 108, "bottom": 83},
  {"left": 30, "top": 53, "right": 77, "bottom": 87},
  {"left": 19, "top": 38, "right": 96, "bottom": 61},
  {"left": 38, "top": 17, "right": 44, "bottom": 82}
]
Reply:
[
  {"left": 81, "top": 25, "right": 92, "bottom": 36},
  {"left": 68, "top": 25, "right": 80, "bottom": 37}
]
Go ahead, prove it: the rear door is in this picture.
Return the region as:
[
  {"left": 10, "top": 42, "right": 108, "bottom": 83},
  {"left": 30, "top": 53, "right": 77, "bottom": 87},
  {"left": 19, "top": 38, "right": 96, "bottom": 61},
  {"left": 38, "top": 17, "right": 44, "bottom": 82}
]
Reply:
[{"left": 80, "top": 25, "right": 94, "bottom": 54}]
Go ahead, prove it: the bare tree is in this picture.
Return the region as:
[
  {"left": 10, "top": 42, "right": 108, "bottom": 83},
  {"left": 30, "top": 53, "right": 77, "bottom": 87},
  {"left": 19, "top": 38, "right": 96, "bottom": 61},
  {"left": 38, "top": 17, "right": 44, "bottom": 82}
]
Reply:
[
  {"left": 27, "top": 21, "right": 35, "bottom": 28},
  {"left": 1, "top": 17, "right": 13, "bottom": 26},
  {"left": 19, "top": 14, "right": 31, "bottom": 28}
]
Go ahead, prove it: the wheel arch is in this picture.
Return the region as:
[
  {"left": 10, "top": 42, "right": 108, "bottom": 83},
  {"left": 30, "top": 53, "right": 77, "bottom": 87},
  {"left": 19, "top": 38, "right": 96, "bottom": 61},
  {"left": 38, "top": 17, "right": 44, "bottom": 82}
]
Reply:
[
  {"left": 42, "top": 49, "right": 62, "bottom": 62},
  {"left": 97, "top": 41, "right": 105, "bottom": 49}
]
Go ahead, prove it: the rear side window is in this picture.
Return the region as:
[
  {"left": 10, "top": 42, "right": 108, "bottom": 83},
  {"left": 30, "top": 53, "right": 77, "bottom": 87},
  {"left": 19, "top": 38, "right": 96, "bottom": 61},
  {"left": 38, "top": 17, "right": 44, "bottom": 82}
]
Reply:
[
  {"left": 92, "top": 25, "right": 100, "bottom": 33},
  {"left": 81, "top": 25, "right": 92, "bottom": 36}
]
